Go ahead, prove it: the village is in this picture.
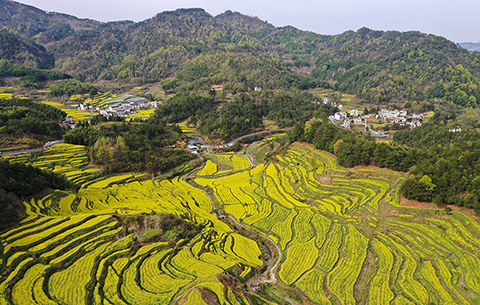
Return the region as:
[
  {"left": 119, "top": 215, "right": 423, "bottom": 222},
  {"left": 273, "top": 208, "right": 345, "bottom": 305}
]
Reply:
[
  {"left": 61, "top": 94, "right": 159, "bottom": 127},
  {"left": 325, "top": 98, "right": 424, "bottom": 133},
  {"left": 94, "top": 95, "right": 158, "bottom": 118}
]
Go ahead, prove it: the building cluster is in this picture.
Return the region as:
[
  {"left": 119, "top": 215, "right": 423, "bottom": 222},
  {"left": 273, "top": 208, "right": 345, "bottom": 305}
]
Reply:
[
  {"left": 328, "top": 108, "right": 424, "bottom": 130},
  {"left": 376, "top": 109, "right": 423, "bottom": 128},
  {"left": 98, "top": 97, "right": 158, "bottom": 118},
  {"left": 61, "top": 116, "right": 76, "bottom": 128},
  {"left": 449, "top": 127, "right": 464, "bottom": 133},
  {"left": 77, "top": 94, "right": 159, "bottom": 119},
  {"left": 79, "top": 104, "right": 94, "bottom": 111},
  {"left": 329, "top": 109, "right": 366, "bottom": 128}
]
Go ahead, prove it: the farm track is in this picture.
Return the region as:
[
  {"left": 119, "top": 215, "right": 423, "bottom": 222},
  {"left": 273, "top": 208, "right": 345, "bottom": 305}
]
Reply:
[
  {"left": 227, "top": 215, "right": 300, "bottom": 305},
  {"left": 227, "top": 216, "right": 282, "bottom": 285},
  {"left": 1, "top": 140, "right": 63, "bottom": 156},
  {"left": 194, "top": 172, "right": 283, "bottom": 288}
]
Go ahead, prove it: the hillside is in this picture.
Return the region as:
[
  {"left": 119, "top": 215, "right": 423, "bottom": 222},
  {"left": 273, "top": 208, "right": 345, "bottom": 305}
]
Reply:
[
  {"left": 3, "top": 139, "right": 480, "bottom": 304},
  {"left": 0, "top": 0, "right": 99, "bottom": 44},
  {"left": 0, "top": 30, "right": 54, "bottom": 69},
  {"left": 1, "top": 2, "right": 480, "bottom": 106},
  {"left": 4, "top": 3, "right": 480, "bottom": 304}
]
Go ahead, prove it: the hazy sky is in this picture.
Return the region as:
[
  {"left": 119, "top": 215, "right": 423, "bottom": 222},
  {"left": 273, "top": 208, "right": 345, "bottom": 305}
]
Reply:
[{"left": 15, "top": 0, "right": 480, "bottom": 43}]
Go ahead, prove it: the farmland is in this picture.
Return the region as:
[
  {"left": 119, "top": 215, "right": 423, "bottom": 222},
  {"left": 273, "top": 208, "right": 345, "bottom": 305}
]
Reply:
[
  {"left": 195, "top": 143, "right": 480, "bottom": 304},
  {"left": 197, "top": 154, "right": 251, "bottom": 177},
  {"left": 176, "top": 121, "right": 196, "bottom": 133},
  {"left": 41, "top": 101, "right": 93, "bottom": 122},
  {"left": 0, "top": 159, "right": 263, "bottom": 304},
  {"left": 3, "top": 143, "right": 99, "bottom": 185},
  {"left": 3, "top": 139, "right": 480, "bottom": 304}
]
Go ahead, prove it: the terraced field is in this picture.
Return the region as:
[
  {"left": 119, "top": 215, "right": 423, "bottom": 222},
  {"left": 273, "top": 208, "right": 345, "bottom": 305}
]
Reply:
[
  {"left": 195, "top": 143, "right": 480, "bottom": 304},
  {"left": 0, "top": 173, "right": 263, "bottom": 304},
  {"left": 41, "top": 101, "right": 93, "bottom": 121},
  {"left": 176, "top": 121, "right": 196, "bottom": 133},
  {"left": 197, "top": 154, "right": 251, "bottom": 177},
  {"left": 129, "top": 108, "right": 156, "bottom": 118},
  {"left": 4, "top": 139, "right": 480, "bottom": 304},
  {"left": 3, "top": 143, "right": 100, "bottom": 185}
]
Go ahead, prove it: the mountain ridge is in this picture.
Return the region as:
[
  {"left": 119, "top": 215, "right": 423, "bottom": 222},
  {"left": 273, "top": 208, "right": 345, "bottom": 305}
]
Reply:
[
  {"left": 1, "top": 1, "right": 480, "bottom": 107},
  {"left": 459, "top": 42, "right": 480, "bottom": 52}
]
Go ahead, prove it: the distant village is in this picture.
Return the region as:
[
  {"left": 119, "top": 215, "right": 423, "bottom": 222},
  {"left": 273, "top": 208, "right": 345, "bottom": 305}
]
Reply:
[
  {"left": 323, "top": 99, "right": 424, "bottom": 131},
  {"left": 94, "top": 95, "right": 157, "bottom": 118},
  {"left": 62, "top": 94, "right": 159, "bottom": 127}
]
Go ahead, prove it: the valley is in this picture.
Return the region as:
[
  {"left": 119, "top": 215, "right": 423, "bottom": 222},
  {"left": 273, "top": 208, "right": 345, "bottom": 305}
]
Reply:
[{"left": 2, "top": 0, "right": 480, "bottom": 304}]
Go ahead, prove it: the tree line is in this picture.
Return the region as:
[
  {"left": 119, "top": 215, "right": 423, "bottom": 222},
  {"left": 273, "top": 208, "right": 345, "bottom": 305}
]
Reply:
[
  {"left": 64, "top": 116, "right": 193, "bottom": 175},
  {"left": 155, "top": 91, "right": 336, "bottom": 141},
  {"left": 0, "top": 98, "right": 67, "bottom": 147},
  {"left": 0, "top": 160, "right": 78, "bottom": 231}
]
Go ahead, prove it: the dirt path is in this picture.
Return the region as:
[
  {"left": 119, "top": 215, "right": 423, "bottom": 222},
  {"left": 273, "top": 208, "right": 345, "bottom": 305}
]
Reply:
[
  {"left": 400, "top": 196, "right": 480, "bottom": 221},
  {"left": 227, "top": 216, "right": 300, "bottom": 304},
  {"left": 264, "top": 284, "right": 299, "bottom": 305},
  {"left": 244, "top": 145, "right": 256, "bottom": 169},
  {"left": 1, "top": 139, "right": 63, "bottom": 156},
  {"left": 227, "top": 216, "right": 281, "bottom": 285},
  {"left": 184, "top": 148, "right": 296, "bottom": 303}
]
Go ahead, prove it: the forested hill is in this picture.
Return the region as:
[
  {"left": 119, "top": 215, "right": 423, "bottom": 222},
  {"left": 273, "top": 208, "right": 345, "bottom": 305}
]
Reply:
[
  {"left": 0, "top": 0, "right": 99, "bottom": 44},
  {"left": 0, "top": 30, "right": 54, "bottom": 69},
  {"left": 2, "top": 1, "right": 480, "bottom": 106}
]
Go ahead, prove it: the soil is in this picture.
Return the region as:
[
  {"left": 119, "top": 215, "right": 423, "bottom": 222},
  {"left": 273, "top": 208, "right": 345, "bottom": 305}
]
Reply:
[
  {"left": 352, "top": 164, "right": 404, "bottom": 175},
  {"left": 400, "top": 196, "right": 480, "bottom": 221},
  {"left": 317, "top": 175, "right": 332, "bottom": 185}
]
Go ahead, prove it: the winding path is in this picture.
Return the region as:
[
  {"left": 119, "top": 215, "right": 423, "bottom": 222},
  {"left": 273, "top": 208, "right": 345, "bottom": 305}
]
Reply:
[
  {"left": 227, "top": 216, "right": 282, "bottom": 285},
  {"left": 200, "top": 129, "right": 287, "bottom": 149},
  {"left": 1, "top": 140, "right": 63, "bottom": 156},
  {"left": 185, "top": 136, "right": 299, "bottom": 304},
  {"left": 228, "top": 215, "right": 299, "bottom": 305}
]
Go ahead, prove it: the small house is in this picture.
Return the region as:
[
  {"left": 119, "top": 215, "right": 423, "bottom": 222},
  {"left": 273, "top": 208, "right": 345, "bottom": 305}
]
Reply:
[{"left": 251, "top": 281, "right": 262, "bottom": 292}]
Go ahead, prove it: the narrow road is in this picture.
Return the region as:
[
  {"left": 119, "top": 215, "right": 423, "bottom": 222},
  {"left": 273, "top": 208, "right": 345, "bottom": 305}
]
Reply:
[
  {"left": 227, "top": 216, "right": 282, "bottom": 285},
  {"left": 1, "top": 140, "right": 64, "bottom": 156},
  {"left": 228, "top": 216, "right": 299, "bottom": 305},
  {"left": 200, "top": 129, "right": 287, "bottom": 149}
]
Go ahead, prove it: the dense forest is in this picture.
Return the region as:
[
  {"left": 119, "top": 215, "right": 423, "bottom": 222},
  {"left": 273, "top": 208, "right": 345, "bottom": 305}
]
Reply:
[
  {"left": 63, "top": 116, "right": 193, "bottom": 174},
  {"left": 0, "top": 98, "right": 67, "bottom": 147},
  {"left": 0, "top": 59, "right": 70, "bottom": 87},
  {"left": 0, "top": 160, "right": 77, "bottom": 230},
  {"left": 48, "top": 78, "right": 97, "bottom": 97},
  {"left": 155, "top": 91, "right": 336, "bottom": 141},
  {"left": 0, "top": 30, "right": 54, "bottom": 69}
]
